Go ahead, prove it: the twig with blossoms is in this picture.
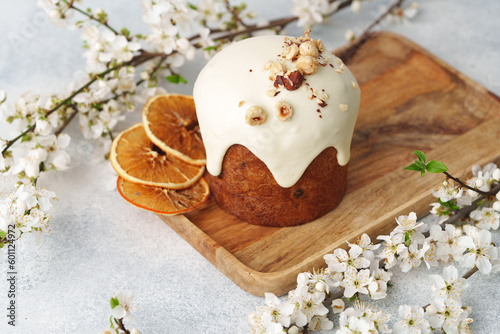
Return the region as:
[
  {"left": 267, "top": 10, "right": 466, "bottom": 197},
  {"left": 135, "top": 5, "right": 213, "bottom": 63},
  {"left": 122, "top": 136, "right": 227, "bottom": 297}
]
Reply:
[
  {"left": 247, "top": 156, "right": 500, "bottom": 333},
  {"left": 101, "top": 291, "right": 140, "bottom": 334}
]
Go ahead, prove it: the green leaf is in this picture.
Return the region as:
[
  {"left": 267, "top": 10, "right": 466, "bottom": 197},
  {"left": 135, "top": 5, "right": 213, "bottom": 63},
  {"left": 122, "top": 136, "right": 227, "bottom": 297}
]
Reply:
[
  {"left": 121, "top": 28, "right": 130, "bottom": 37},
  {"left": 438, "top": 199, "right": 459, "bottom": 211},
  {"left": 203, "top": 45, "right": 217, "bottom": 52},
  {"left": 413, "top": 150, "right": 426, "bottom": 163},
  {"left": 166, "top": 74, "right": 188, "bottom": 84},
  {"left": 404, "top": 162, "right": 424, "bottom": 172},
  {"left": 348, "top": 294, "right": 358, "bottom": 303},
  {"left": 426, "top": 160, "right": 448, "bottom": 173},
  {"left": 110, "top": 297, "right": 119, "bottom": 309},
  {"left": 21, "top": 134, "right": 32, "bottom": 143},
  {"left": 187, "top": 2, "right": 197, "bottom": 10}
]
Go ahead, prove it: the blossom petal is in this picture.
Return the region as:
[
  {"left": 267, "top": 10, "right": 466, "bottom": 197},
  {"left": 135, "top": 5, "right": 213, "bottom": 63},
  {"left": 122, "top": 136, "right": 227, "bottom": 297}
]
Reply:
[{"left": 476, "top": 255, "right": 492, "bottom": 274}]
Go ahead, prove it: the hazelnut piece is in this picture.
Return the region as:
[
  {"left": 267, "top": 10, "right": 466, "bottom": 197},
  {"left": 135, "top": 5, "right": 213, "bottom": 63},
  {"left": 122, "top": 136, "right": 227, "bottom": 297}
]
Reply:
[
  {"left": 245, "top": 106, "right": 267, "bottom": 126},
  {"left": 269, "top": 61, "right": 286, "bottom": 77},
  {"left": 285, "top": 44, "right": 299, "bottom": 60},
  {"left": 299, "top": 41, "right": 319, "bottom": 57},
  {"left": 283, "top": 70, "right": 304, "bottom": 91},
  {"left": 296, "top": 55, "right": 319, "bottom": 75},
  {"left": 275, "top": 101, "right": 293, "bottom": 121},
  {"left": 316, "top": 39, "right": 326, "bottom": 52}
]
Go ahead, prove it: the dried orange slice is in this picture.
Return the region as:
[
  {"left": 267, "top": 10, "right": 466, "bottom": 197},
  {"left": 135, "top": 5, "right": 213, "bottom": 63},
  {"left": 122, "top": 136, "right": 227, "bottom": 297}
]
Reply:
[
  {"left": 110, "top": 123, "right": 204, "bottom": 189},
  {"left": 117, "top": 177, "right": 210, "bottom": 215},
  {"left": 142, "top": 94, "right": 206, "bottom": 166}
]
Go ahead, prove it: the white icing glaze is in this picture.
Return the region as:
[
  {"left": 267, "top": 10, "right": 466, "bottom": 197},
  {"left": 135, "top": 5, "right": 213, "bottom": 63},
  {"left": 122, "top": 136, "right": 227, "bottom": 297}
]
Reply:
[{"left": 193, "top": 35, "right": 360, "bottom": 188}]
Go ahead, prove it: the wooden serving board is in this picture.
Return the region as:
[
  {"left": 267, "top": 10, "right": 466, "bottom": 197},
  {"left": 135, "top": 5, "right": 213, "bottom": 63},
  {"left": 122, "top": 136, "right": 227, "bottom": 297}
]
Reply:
[{"left": 159, "top": 32, "right": 500, "bottom": 296}]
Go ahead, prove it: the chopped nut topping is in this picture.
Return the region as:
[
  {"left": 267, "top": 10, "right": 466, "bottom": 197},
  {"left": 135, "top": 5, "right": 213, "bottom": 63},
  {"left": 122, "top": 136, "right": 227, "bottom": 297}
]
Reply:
[
  {"left": 275, "top": 70, "right": 304, "bottom": 91},
  {"left": 275, "top": 100, "right": 293, "bottom": 121},
  {"left": 336, "top": 58, "right": 342, "bottom": 66},
  {"left": 285, "top": 44, "right": 299, "bottom": 60},
  {"left": 299, "top": 41, "right": 319, "bottom": 57},
  {"left": 339, "top": 104, "right": 349, "bottom": 111},
  {"left": 245, "top": 106, "right": 267, "bottom": 126},
  {"left": 285, "top": 70, "right": 304, "bottom": 90},
  {"left": 316, "top": 39, "right": 325, "bottom": 52},
  {"left": 296, "top": 56, "right": 319, "bottom": 75},
  {"left": 266, "top": 89, "right": 277, "bottom": 97},
  {"left": 270, "top": 61, "right": 286, "bottom": 77},
  {"left": 351, "top": 81, "right": 358, "bottom": 88},
  {"left": 238, "top": 100, "right": 245, "bottom": 107},
  {"left": 264, "top": 61, "right": 273, "bottom": 70}
]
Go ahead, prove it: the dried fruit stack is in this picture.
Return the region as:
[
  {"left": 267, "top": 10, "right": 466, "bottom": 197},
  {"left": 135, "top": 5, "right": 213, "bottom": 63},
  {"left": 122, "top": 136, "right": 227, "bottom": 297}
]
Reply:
[{"left": 110, "top": 94, "right": 209, "bottom": 215}]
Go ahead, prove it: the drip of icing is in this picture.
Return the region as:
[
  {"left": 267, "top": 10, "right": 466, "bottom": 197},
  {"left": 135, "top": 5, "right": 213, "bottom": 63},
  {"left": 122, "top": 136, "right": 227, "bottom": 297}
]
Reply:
[{"left": 193, "top": 35, "right": 360, "bottom": 188}]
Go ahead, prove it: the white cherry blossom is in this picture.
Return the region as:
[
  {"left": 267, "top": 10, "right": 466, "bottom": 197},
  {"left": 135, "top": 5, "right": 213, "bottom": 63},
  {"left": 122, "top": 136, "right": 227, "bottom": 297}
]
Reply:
[
  {"left": 342, "top": 267, "right": 373, "bottom": 298},
  {"left": 429, "top": 265, "right": 467, "bottom": 301},
  {"left": 378, "top": 233, "right": 406, "bottom": 268},
  {"left": 432, "top": 180, "right": 463, "bottom": 203},
  {"left": 261, "top": 293, "right": 294, "bottom": 328},
  {"left": 308, "top": 314, "right": 333, "bottom": 331},
  {"left": 392, "top": 305, "right": 430, "bottom": 334},
  {"left": 337, "top": 312, "right": 372, "bottom": 334},
  {"left": 291, "top": 0, "right": 340, "bottom": 28},
  {"left": 433, "top": 224, "right": 466, "bottom": 263},
  {"left": 347, "top": 233, "right": 381, "bottom": 263},
  {"left": 458, "top": 226, "right": 498, "bottom": 274},
  {"left": 426, "top": 297, "right": 464, "bottom": 333},
  {"left": 110, "top": 291, "right": 136, "bottom": 323},
  {"left": 324, "top": 244, "right": 370, "bottom": 273},
  {"left": 470, "top": 207, "right": 499, "bottom": 230},
  {"left": 399, "top": 242, "right": 430, "bottom": 273}
]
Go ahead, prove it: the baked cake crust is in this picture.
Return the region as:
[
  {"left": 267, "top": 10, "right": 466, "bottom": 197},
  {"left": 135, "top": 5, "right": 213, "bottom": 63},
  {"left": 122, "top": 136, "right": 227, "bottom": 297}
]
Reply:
[{"left": 205, "top": 144, "right": 347, "bottom": 226}]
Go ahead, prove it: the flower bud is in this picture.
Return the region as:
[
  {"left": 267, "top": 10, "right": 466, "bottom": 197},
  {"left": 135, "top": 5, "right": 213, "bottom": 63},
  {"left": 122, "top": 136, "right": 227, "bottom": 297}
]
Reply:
[
  {"left": 475, "top": 178, "right": 484, "bottom": 188},
  {"left": 493, "top": 168, "right": 500, "bottom": 181},
  {"left": 288, "top": 326, "right": 299, "bottom": 334},
  {"left": 493, "top": 201, "right": 500, "bottom": 212},
  {"left": 351, "top": 0, "right": 362, "bottom": 13},
  {"left": 315, "top": 281, "right": 326, "bottom": 292},
  {"left": 331, "top": 298, "right": 345, "bottom": 313}
]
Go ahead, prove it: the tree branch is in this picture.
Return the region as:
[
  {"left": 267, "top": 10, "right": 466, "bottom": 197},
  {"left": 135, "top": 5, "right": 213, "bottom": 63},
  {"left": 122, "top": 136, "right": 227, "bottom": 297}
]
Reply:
[
  {"left": 64, "top": 0, "right": 120, "bottom": 35},
  {"left": 444, "top": 171, "right": 495, "bottom": 197}
]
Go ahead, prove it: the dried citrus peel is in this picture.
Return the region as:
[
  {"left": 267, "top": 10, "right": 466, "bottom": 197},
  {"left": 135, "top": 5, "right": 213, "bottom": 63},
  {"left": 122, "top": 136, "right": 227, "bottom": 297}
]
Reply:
[
  {"left": 142, "top": 94, "right": 206, "bottom": 166},
  {"left": 117, "top": 177, "right": 210, "bottom": 215},
  {"left": 110, "top": 123, "right": 204, "bottom": 190}
]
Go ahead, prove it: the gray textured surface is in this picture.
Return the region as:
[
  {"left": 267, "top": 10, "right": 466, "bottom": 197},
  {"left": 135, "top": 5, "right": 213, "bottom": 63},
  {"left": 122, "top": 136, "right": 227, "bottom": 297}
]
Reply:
[{"left": 1, "top": 1, "right": 499, "bottom": 333}]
